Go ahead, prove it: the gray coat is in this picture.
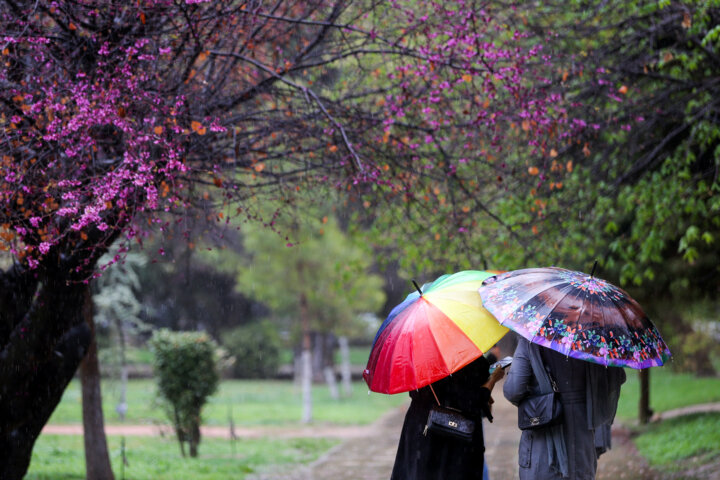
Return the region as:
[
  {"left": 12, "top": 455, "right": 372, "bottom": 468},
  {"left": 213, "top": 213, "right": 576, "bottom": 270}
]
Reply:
[{"left": 503, "top": 339, "right": 625, "bottom": 480}]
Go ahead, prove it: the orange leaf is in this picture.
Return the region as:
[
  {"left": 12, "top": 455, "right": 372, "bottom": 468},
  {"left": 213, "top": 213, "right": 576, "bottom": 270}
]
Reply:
[
  {"left": 528, "top": 166, "right": 539, "bottom": 176},
  {"left": 254, "top": 162, "right": 265, "bottom": 172},
  {"left": 461, "top": 74, "right": 473, "bottom": 83},
  {"left": 328, "top": 145, "right": 338, "bottom": 153},
  {"left": 191, "top": 121, "right": 206, "bottom": 135},
  {"left": 682, "top": 12, "right": 692, "bottom": 29}
]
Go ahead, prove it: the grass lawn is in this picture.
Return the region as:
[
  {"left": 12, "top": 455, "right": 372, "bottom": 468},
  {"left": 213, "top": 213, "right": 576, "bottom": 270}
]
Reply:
[
  {"left": 633, "top": 412, "right": 720, "bottom": 471},
  {"left": 615, "top": 368, "right": 720, "bottom": 422},
  {"left": 49, "top": 379, "right": 408, "bottom": 427},
  {"left": 27, "top": 434, "right": 337, "bottom": 480},
  {"left": 613, "top": 369, "right": 720, "bottom": 476},
  {"left": 37, "top": 376, "right": 404, "bottom": 480}
]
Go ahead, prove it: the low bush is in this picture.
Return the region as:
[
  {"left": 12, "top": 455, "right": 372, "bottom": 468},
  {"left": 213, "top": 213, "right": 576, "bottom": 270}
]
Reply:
[
  {"left": 150, "top": 329, "right": 220, "bottom": 457},
  {"left": 222, "top": 322, "right": 282, "bottom": 379}
]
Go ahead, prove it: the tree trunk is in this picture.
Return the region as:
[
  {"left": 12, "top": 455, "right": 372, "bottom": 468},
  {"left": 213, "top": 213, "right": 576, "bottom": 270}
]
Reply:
[
  {"left": 0, "top": 266, "right": 92, "bottom": 480},
  {"left": 300, "top": 293, "right": 313, "bottom": 423},
  {"left": 639, "top": 368, "right": 652, "bottom": 424},
  {"left": 301, "top": 349, "right": 313, "bottom": 423},
  {"left": 80, "top": 285, "right": 115, "bottom": 480},
  {"left": 188, "top": 421, "right": 200, "bottom": 458},
  {"left": 323, "top": 366, "right": 339, "bottom": 400},
  {"left": 338, "top": 336, "right": 353, "bottom": 397}
]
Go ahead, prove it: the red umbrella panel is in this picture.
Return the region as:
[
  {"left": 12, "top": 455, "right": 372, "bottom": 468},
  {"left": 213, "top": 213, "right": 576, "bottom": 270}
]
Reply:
[{"left": 363, "top": 270, "right": 509, "bottom": 394}]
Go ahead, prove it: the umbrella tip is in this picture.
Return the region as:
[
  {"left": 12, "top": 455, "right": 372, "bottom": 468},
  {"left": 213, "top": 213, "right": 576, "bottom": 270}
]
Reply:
[
  {"left": 590, "top": 260, "right": 598, "bottom": 277},
  {"left": 412, "top": 279, "right": 423, "bottom": 296}
]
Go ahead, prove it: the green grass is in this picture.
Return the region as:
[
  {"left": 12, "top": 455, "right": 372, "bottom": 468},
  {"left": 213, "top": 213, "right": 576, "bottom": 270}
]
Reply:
[
  {"left": 49, "top": 379, "right": 407, "bottom": 426},
  {"left": 615, "top": 368, "right": 720, "bottom": 422},
  {"left": 26, "top": 434, "right": 337, "bottom": 480},
  {"left": 634, "top": 413, "right": 720, "bottom": 468}
]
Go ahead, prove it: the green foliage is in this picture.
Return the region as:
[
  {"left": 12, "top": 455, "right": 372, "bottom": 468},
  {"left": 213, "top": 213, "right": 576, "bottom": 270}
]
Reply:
[
  {"left": 213, "top": 200, "right": 386, "bottom": 341},
  {"left": 222, "top": 322, "right": 282, "bottom": 379},
  {"left": 150, "top": 329, "right": 220, "bottom": 457},
  {"left": 615, "top": 368, "right": 720, "bottom": 422},
  {"left": 93, "top": 251, "right": 146, "bottom": 331},
  {"left": 539, "top": 0, "right": 720, "bottom": 293},
  {"left": 634, "top": 413, "right": 720, "bottom": 467},
  {"left": 26, "top": 434, "right": 337, "bottom": 480}
]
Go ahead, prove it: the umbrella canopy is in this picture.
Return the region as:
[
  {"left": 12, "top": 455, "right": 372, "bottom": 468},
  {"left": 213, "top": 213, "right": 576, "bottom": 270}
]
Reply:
[
  {"left": 363, "top": 270, "right": 509, "bottom": 394},
  {"left": 478, "top": 267, "right": 671, "bottom": 369}
]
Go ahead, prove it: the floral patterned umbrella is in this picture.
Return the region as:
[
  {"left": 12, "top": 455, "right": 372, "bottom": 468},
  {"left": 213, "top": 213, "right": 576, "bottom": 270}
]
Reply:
[{"left": 478, "top": 267, "right": 671, "bottom": 369}]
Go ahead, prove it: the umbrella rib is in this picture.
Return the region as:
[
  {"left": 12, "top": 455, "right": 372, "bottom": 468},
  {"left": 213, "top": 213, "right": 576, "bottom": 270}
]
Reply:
[
  {"left": 501, "top": 280, "right": 573, "bottom": 327},
  {"left": 528, "top": 283, "right": 579, "bottom": 345}
]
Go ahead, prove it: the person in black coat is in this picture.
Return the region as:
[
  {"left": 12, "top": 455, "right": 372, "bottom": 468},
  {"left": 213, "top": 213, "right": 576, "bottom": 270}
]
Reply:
[{"left": 390, "top": 356, "right": 505, "bottom": 480}]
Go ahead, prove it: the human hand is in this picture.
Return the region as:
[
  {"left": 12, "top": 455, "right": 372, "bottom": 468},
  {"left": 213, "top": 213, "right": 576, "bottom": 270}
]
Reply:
[{"left": 490, "top": 365, "right": 505, "bottom": 382}]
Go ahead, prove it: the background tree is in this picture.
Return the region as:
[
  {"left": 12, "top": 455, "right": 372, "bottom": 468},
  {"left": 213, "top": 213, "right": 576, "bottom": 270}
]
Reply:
[
  {"left": 0, "top": 1, "right": 570, "bottom": 475},
  {"left": 227, "top": 202, "right": 386, "bottom": 420},
  {"left": 517, "top": 0, "right": 720, "bottom": 421}
]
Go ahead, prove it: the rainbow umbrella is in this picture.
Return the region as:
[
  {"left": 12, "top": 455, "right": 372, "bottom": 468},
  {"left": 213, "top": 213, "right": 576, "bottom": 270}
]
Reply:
[
  {"left": 363, "top": 270, "right": 509, "bottom": 394},
  {"left": 478, "top": 267, "right": 672, "bottom": 369}
]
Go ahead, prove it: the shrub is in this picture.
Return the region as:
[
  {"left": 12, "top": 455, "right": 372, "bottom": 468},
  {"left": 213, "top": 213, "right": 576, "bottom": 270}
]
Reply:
[
  {"left": 149, "top": 329, "right": 220, "bottom": 457},
  {"left": 222, "top": 321, "right": 282, "bottom": 379}
]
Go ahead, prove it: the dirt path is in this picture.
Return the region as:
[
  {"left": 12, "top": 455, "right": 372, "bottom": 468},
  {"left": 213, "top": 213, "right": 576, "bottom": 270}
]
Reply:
[{"left": 43, "top": 422, "right": 376, "bottom": 439}]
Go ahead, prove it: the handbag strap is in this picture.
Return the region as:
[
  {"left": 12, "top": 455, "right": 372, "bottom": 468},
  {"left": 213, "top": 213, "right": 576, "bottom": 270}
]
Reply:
[
  {"left": 528, "top": 342, "right": 558, "bottom": 394},
  {"left": 547, "top": 370, "right": 560, "bottom": 392},
  {"left": 429, "top": 384, "right": 442, "bottom": 406}
]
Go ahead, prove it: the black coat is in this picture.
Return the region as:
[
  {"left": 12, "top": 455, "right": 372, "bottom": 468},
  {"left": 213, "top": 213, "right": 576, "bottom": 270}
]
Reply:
[{"left": 390, "top": 356, "right": 492, "bottom": 480}]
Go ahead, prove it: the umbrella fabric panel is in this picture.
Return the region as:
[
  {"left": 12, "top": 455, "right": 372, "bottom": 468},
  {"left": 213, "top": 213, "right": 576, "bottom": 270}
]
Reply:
[
  {"left": 370, "top": 290, "right": 420, "bottom": 346},
  {"left": 480, "top": 267, "right": 671, "bottom": 369},
  {"left": 428, "top": 293, "right": 508, "bottom": 354},
  {"left": 364, "top": 299, "right": 482, "bottom": 394}
]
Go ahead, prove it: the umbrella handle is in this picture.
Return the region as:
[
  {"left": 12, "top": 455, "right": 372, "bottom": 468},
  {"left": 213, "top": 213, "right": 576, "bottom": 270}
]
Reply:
[
  {"left": 412, "top": 280, "right": 423, "bottom": 296},
  {"left": 590, "top": 260, "right": 598, "bottom": 277}
]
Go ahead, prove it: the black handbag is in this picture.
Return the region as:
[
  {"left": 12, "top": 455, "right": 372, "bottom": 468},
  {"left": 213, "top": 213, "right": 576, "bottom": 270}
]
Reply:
[
  {"left": 517, "top": 369, "right": 563, "bottom": 430},
  {"left": 423, "top": 385, "right": 475, "bottom": 442}
]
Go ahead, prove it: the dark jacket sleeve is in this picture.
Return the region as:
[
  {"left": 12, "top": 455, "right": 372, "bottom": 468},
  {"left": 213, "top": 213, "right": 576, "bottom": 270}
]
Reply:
[{"left": 503, "top": 338, "right": 534, "bottom": 405}]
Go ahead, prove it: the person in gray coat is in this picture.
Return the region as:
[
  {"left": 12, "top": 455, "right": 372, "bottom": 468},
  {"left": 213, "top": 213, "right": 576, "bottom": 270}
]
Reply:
[{"left": 503, "top": 338, "right": 626, "bottom": 480}]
